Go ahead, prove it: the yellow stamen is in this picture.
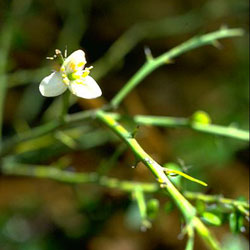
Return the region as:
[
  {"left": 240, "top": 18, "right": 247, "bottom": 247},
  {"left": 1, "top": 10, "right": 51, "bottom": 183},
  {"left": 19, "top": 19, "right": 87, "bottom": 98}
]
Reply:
[
  {"left": 77, "top": 62, "right": 86, "bottom": 68},
  {"left": 69, "top": 62, "right": 76, "bottom": 71}
]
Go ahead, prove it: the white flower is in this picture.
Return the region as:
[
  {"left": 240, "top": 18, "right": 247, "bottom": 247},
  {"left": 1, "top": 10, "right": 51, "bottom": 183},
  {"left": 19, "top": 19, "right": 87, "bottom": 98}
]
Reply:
[{"left": 39, "top": 50, "right": 102, "bottom": 99}]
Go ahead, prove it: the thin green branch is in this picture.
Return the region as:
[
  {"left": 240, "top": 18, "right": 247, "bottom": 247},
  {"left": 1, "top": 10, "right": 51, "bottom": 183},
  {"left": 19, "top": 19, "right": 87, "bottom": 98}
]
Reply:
[
  {"left": 92, "top": 9, "right": 202, "bottom": 80},
  {"left": 1, "top": 162, "right": 159, "bottom": 193},
  {"left": 0, "top": 110, "right": 93, "bottom": 157},
  {"left": 0, "top": 15, "right": 14, "bottom": 140},
  {"left": 0, "top": 120, "right": 61, "bottom": 157},
  {"left": 184, "top": 191, "right": 250, "bottom": 217},
  {"left": 95, "top": 109, "right": 221, "bottom": 250},
  {"left": 190, "top": 123, "right": 249, "bottom": 142},
  {"left": 110, "top": 27, "right": 244, "bottom": 108},
  {"left": 107, "top": 113, "right": 249, "bottom": 141},
  {"left": 1, "top": 105, "right": 247, "bottom": 158},
  {"left": 92, "top": 1, "right": 239, "bottom": 80},
  {"left": 7, "top": 2, "right": 238, "bottom": 89},
  {"left": 3, "top": 161, "right": 248, "bottom": 218},
  {"left": 133, "top": 187, "right": 152, "bottom": 230},
  {"left": 185, "top": 226, "right": 195, "bottom": 250}
]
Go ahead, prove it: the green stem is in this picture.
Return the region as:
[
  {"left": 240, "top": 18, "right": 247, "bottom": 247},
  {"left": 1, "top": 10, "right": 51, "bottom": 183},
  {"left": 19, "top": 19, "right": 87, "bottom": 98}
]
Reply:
[
  {"left": 0, "top": 15, "right": 13, "bottom": 140},
  {"left": 184, "top": 191, "right": 249, "bottom": 217},
  {"left": 96, "top": 109, "right": 221, "bottom": 250},
  {"left": 0, "top": 110, "right": 93, "bottom": 157},
  {"left": 1, "top": 162, "right": 159, "bottom": 193},
  {"left": 107, "top": 113, "right": 249, "bottom": 141},
  {"left": 190, "top": 123, "right": 249, "bottom": 141},
  {"left": 3, "top": 161, "right": 248, "bottom": 218},
  {"left": 110, "top": 28, "right": 244, "bottom": 108},
  {"left": 1, "top": 105, "right": 247, "bottom": 157},
  {"left": 185, "top": 231, "right": 195, "bottom": 250},
  {"left": 133, "top": 187, "right": 151, "bottom": 229}
]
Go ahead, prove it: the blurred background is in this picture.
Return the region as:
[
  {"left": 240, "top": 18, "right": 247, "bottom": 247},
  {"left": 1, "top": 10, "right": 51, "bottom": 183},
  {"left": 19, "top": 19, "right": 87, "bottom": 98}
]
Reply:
[{"left": 0, "top": 0, "right": 249, "bottom": 249}]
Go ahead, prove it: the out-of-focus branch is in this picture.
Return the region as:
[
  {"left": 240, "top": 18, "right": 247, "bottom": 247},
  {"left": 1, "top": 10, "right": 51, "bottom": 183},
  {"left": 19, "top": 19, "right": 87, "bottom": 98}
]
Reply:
[
  {"left": 184, "top": 191, "right": 250, "bottom": 217},
  {"left": 2, "top": 162, "right": 248, "bottom": 218},
  {"left": 92, "top": 1, "right": 238, "bottom": 80},
  {"left": 0, "top": 110, "right": 93, "bottom": 157},
  {"left": 1, "top": 162, "right": 159, "bottom": 193},
  {"left": 0, "top": 10, "right": 14, "bottom": 139}
]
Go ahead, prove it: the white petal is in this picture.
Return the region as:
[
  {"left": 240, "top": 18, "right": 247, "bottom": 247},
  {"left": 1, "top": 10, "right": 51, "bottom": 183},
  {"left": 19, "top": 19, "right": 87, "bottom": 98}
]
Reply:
[
  {"left": 63, "top": 50, "right": 86, "bottom": 74},
  {"left": 69, "top": 76, "right": 102, "bottom": 99},
  {"left": 39, "top": 72, "right": 67, "bottom": 97}
]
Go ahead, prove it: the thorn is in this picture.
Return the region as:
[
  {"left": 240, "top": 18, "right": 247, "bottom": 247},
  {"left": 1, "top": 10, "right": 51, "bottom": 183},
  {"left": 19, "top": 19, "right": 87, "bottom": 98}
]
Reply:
[
  {"left": 131, "top": 125, "right": 140, "bottom": 138},
  {"left": 160, "top": 183, "right": 167, "bottom": 188},
  {"left": 131, "top": 158, "right": 140, "bottom": 169},
  {"left": 212, "top": 40, "right": 223, "bottom": 49},
  {"left": 165, "top": 58, "right": 175, "bottom": 64},
  {"left": 144, "top": 46, "right": 153, "bottom": 61},
  {"left": 156, "top": 178, "right": 167, "bottom": 188}
]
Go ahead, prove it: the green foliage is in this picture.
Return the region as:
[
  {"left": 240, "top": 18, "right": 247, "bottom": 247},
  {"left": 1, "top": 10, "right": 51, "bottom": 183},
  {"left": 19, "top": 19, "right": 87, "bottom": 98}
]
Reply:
[
  {"left": 146, "top": 198, "right": 160, "bottom": 220},
  {"left": 201, "top": 212, "right": 222, "bottom": 226}
]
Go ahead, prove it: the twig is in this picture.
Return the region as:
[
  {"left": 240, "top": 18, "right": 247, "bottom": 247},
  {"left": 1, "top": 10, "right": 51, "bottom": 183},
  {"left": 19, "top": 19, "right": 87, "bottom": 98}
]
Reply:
[
  {"left": 0, "top": 110, "right": 93, "bottom": 157},
  {"left": 107, "top": 113, "right": 249, "bottom": 141},
  {"left": 92, "top": 2, "right": 236, "bottom": 80},
  {"left": 95, "top": 109, "right": 221, "bottom": 250},
  {"left": 2, "top": 162, "right": 248, "bottom": 216},
  {"left": 110, "top": 28, "right": 244, "bottom": 108},
  {"left": 133, "top": 187, "right": 152, "bottom": 230},
  {"left": 0, "top": 12, "right": 14, "bottom": 140},
  {"left": 1, "top": 162, "right": 159, "bottom": 193},
  {"left": 184, "top": 191, "right": 250, "bottom": 217}
]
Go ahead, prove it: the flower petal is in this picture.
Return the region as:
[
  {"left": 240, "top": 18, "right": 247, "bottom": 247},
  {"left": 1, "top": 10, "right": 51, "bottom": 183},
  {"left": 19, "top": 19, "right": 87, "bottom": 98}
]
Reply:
[
  {"left": 39, "top": 72, "right": 67, "bottom": 97},
  {"left": 69, "top": 76, "right": 102, "bottom": 99},
  {"left": 63, "top": 50, "right": 86, "bottom": 74}
]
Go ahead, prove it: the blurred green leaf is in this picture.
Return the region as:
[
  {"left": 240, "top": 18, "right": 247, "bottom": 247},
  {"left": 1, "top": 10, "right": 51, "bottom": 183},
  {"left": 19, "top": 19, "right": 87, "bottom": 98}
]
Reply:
[
  {"left": 195, "top": 200, "right": 206, "bottom": 214},
  {"left": 229, "top": 213, "right": 238, "bottom": 234},
  {"left": 201, "top": 212, "right": 222, "bottom": 226},
  {"left": 146, "top": 198, "right": 160, "bottom": 220}
]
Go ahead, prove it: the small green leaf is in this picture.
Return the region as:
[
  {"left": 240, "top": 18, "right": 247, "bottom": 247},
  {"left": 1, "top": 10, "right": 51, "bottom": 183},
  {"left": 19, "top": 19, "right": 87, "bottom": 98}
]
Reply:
[
  {"left": 238, "top": 215, "right": 245, "bottom": 233},
  {"left": 146, "top": 199, "right": 160, "bottom": 220},
  {"left": 164, "top": 201, "right": 174, "bottom": 214},
  {"left": 229, "top": 213, "right": 238, "bottom": 233},
  {"left": 196, "top": 200, "right": 206, "bottom": 214},
  {"left": 201, "top": 212, "right": 222, "bottom": 226}
]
